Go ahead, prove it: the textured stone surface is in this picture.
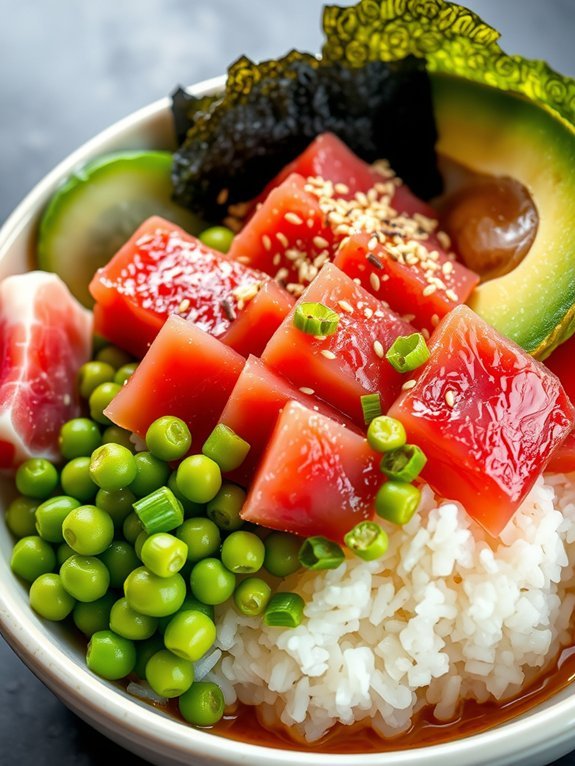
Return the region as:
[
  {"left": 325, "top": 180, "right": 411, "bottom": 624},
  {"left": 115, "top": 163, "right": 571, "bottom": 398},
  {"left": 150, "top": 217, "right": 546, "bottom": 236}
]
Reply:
[{"left": 0, "top": 0, "right": 574, "bottom": 763}]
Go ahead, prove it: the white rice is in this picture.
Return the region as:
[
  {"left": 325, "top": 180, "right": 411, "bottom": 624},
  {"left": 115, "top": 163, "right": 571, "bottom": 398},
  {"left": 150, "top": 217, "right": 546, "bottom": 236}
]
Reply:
[{"left": 210, "top": 474, "right": 575, "bottom": 742}]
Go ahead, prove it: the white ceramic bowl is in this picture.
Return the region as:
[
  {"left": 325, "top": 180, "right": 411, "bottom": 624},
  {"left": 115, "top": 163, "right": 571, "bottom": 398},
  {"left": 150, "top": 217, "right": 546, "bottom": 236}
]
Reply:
[{"left": 2, "top": 75, "right": 575, "bottom": 766}]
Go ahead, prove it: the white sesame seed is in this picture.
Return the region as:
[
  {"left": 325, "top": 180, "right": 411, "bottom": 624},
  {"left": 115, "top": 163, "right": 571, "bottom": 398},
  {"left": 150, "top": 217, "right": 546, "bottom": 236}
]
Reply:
[
  {"left": 445, "top": 390, "right": 456, "bottom": 407},
  {"left": 369, "top": 273, "right": 381, "bottom": 292},
  {"left": 236, "top": 256, "right": 250, "bottom": 264},
  {"left": 338, "top": 300, "right": 354, "bottom": 314},
  {"left": 446, "top": 289, "right": 459, "bottom": 302},
  {"left": 422, "top": 284, "right": 437, "bottom": 297},
  {"left": 284, "top": 212, "right": 304, "bottom": 226},
  {"left": 368, "top": 236, "right": 378, "bottom": 251},
  {"left": 272, "top": 254, "right": 281, "bottom": 267},
  {"left": 299, "top": 387, "right": 315, "bottom": 396},
  {"left": 442, "top": 261, "right": 454, "bottom": 275},
  {"left": 431, "top": 314, "right": 440, "bottom": 327},
  {"left": 437, "top": 231, "right": 451, "bottom": 249},
  {"left": 334, "top": 183, "right": 349, "bottom": 195},
  {"left": 313, "top": 236, "right": 329, "bottom": 249},
  {"left": 320, "top": 349, "right": 336, "bottom": 360},
  {"left": 373, "top": 340, "right": 384, "bottom": 359},
  {"left": 276, "top": 232, "right": 289, "bottom": 248},
  {"left": 402, "top": 379, "right": 417, "bottom": 391},
  {"left": 421, "top": 328, "right": 430, "bottom": 340},
  {"left": 353, "top": 278, "right": 362, "bottom": 285},
  {"left": 178, "top": 298, "right": 190, "bottom": 313},
  {"left": 262, "top": 234, "right": 272, "bottom": 251}
]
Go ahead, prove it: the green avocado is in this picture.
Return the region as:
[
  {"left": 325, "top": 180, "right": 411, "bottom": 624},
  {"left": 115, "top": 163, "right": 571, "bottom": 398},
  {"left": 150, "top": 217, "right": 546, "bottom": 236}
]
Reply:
[{"left": 431, "top": 73, "right": 575, "bottom": 359}]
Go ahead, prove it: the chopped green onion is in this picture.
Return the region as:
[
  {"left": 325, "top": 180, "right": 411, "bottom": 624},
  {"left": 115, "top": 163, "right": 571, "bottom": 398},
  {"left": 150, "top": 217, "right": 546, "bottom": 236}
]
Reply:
[
  {"left": 361, "top": 393, "right": 382, "bottom": 425},
  {"left": 380, "top": 444, "right": 427, "bottom": 482},
  {"left": 367, "top": 416, "right": 407, "bottom": 453},
  {"left": 202, "top": 424, "right": 251, "bottom": 473},
  {"left": 298, "top": 536, "right": 345, "bottom": 571},
  {"left": 293, "top": 302, "right": 339, "bottom": 337},
  {"left": 263, "top": 592, "right": 305, "bottom": 628},
  {"left": 344, "top": 521, "right": 389, "bottom": 561},
  {"left": 375, "top": 481, "right": 421, "bottom": 525},
  {"left": 133, "top": 486, "right": 184, "bottom": 535},
  {"left": 386, "top": 333, "right": 430, "bottom": 373}
]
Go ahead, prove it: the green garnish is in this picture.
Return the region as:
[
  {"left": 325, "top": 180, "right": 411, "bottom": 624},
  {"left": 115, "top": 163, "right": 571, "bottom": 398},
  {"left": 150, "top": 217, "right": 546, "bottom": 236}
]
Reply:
[
  {"left": 294, "top": 302, "right": 340, "bottom": 337},
  {"left": 375, "top": 481, "right": 422, "bottom": 526},
  {"left": 264, "top": 592, "right": 305, "bottom": 628},
  {"left": 386, "top": 333, "right": 430, "bottom": 373},
  {"left": 367, "top": 415, "right": 407, "bottom": 453},
  {"left": 380, "top": 445, "right": 427, "bottom": 483},
  {"left": 202, "top": 423, "right": 251, "bottom": 473},
  {"left": 344, "top": 521, "right": 389, "bottom": 562},
  {"left": 299, "top": 536, "right": 345, "bottom": 571},
  {"left": 361, "top": 393, "right": 382, "bottom": 425},
  {"left": 133, "top": 486, "right": 184, "bottom": 535}
]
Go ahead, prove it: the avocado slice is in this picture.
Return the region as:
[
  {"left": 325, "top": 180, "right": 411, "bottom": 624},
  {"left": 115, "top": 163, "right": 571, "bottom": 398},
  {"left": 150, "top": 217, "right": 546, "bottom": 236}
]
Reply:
[{"left": 431, "top": 74, "right": 575, "bottom": 358}]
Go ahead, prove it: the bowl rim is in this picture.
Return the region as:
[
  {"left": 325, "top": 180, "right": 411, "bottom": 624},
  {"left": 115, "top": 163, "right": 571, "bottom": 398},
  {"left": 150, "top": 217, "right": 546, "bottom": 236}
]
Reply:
[{"left": 1, "top": 73, "right": 575, "bottom": 766}]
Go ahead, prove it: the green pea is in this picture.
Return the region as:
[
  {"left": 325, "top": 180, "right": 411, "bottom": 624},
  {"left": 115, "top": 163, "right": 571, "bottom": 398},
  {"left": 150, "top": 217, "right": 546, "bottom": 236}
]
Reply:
[
  {"left": 11, "top": 536, "right": 56, "bottom": 582},
  {"left": 89, "top": 381, "right": 122, "bottom": 425},
  {"left": 167, "top": 471, "right": 204, "bottom": 518},
  {"left": 61, "top": 457, "right": 99, "bottom": 502},
  {"left": 60, "top": 555, "right": 110, "bottom": 602},
  {"left": 206, "top": 483, "right": 246, "bottom": 532},
  {"left": 145, "top": 416, "right": 192, "bottom": 462},
  {"left": 95, "top": 345, "right": 134, "bottom": 370},
  {"left": 176, "top": 518, "right": 221, "bottom": 562},
  {"left": 56, "top": 542, "right": 76, "bottom": 566},
  {"left": 263, "top": 532, "right": 302, "bottom": 578},
  {"left": 86, "top": 630, "right": 136, "bottom": 680},
  {"left": 78, "top": 361, "right": 115, "bottom": 399},
  {"left": 114, "top": 363, "right": 139, "bottom": 386},
  {"left": 122, "top": 512, "right": 144, "bottom": 545},
  {"left": 109, "top": 597, "right": 158, "bottom": 641},
  {"left": 99, "top": 541, "right": 140, "bottom": 589},
  {"left": 190, "top": 558, "right": 235, "bottom": 606},
  {"left": 15, "top": 458, "right": 59, "bottom": 500},
  {"left": 199, "top": 226, "right": 234, "bottom": 254},
  {"left": 221, "top": 531, "right": 265, "bottom": 574},
  {"left": 146, "top": 649, "right": 194, "bottom": 698},
  {"left": 179, "top": 682, "right": 225, "bottom": 726},
  {"left": 89, "top": 443, "right": 137, "bottom": 491},
  {"left": 59, "top": 418, "right": 102, "bottom": 460},
  {"left": 95, "top": 487, "right": 136, "bottom": 527},
  {"left": 35, "top": 496, "right": 81, "bottom": 543},
  {"left": 29, "top": 573, "right": 75, "bottom": 621},
  {"left": 101, "top": 425, "right": 135, "bottom": 452},
  {"left": 375, "top": 481, "right": 421, "bottom": 525},
  {"left": 62, "top": 505, "right": 114, "bottom": 556},
  {"left": 124, "top": 566, "right": 186, "bottom": 617},
  {"left": 134, "top": 531, "right": 149, "bottom": 560},
  {"left": 157, "top": 596, "right": 214, "bottom": 633},
  {"left": 140, "top": 533, "right": 188, "bottom": 578},
  {"left": 73, "top": 593, "right": 116, "bottom": 637},
  {"left": 5, "top": 496, "right": 38, "bottom": 539},
  {"left": 164, "top": 609, "right": 217, "bottom": 662},
  {"left": 134, "top": 634, "right": 165, "bottom": 680},
  {"left": 129, "top": 452, "right": 170, "bottom": 498},
  {"left": 176, "top": 455, "right": 221, "bottom": 505},
  {"left": 233, "top": 577, "right": 272, "bottom": 616}
]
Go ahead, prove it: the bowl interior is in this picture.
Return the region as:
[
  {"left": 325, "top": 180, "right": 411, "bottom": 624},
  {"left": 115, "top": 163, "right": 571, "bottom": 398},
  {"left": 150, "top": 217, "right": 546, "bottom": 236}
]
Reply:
[{"left": 1, "top": 77, "right": 575, "bottom": 766}]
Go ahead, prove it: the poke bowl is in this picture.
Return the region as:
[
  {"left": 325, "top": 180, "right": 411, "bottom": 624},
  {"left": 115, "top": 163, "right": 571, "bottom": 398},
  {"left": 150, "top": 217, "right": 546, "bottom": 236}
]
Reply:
[{"left": 0, "top": 3, "right": 575, "bottom": 766}]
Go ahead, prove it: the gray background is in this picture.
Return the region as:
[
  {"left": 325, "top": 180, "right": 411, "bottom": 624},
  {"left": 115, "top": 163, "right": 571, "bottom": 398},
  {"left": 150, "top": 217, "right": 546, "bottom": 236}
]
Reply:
[{"left": 0, "top": 0, "right": 574, "bottom": 763}]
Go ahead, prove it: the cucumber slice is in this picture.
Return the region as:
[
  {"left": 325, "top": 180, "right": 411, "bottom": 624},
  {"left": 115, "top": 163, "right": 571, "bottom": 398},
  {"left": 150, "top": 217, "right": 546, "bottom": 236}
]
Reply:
[{"left": 37, "top": 151, "right": 203, "bottom": 307}]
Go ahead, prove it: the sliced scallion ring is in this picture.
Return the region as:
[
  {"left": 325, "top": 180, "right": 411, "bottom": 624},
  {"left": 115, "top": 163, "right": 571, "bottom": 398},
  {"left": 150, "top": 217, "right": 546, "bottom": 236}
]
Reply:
[
  {"left": 293, "top": 302, "right": 339, "bottom": 337},
  {"left": 133, "top": 486, "right": 184, "bottom": 534},
  {"left": 344, "top": 521, "right": 389, "bottom": 561},
  {"left": 298, "top": 536, "right": 345, "bottom": 571},
  {"left": 386, "top": 332, "right": 430, "bottom": 373},
  {"left": 361, "top": 393, "right": 382, "bottom": 425},
  {"left": 380, "top": 444, "right": 427, "bottom": 483},
  {"left": 263, "top": 592, "right": 305, "bottom": 628}
]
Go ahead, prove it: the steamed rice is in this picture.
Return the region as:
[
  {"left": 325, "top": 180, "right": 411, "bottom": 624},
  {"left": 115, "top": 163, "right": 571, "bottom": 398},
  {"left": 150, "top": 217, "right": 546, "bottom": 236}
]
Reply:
[{"left": 209, "top": 473, "right": 575, "bottom": 742}]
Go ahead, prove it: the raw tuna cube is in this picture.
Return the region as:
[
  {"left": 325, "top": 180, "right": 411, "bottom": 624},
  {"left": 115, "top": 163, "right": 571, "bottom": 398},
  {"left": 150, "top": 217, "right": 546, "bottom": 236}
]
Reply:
[
  {"left": 105, "top": 315, "right": 244, "bottom": 446},
  {"left": 388, "top": 305, "right": 575, "bottom": 537},
  {"left": 334, "top": 231, "right": 479, "bottom": 333},
  {"left": 90, "top": 216, "right": 290, "bottom": 359},
  {"left": 0, "top": 272, "right": 92, "bottom": 468},
  {"left": 241, "top": 400, "right": 380, "bottom": 542},
  {"left": 219, "top": 355, "right": 354, "bottom": 485},
  {"left": 262, "top": 263, "right": 416, "bottom": 425},
  {"left": 228, "top": 174, "right": 337, "bottom": 292}
]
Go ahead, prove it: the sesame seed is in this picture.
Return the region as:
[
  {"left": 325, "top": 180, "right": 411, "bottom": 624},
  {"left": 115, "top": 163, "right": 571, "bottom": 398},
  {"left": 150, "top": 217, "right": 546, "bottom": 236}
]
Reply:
[
  {"left": 275, "top": 267, "right": 289, "bottom": 282},
  {"left": 422, "top": 284, "right": 437, "bottom": 296},
  {"left": 236, "top": 256, "right": 251, "bottom": 264},
  {"left": 262, "top": 234, "right": 272, "bottom": 251},
  {"left": 431, "top": 314, "right": 440, "bottom": 327},
  {"left": 442, "top": 261, "right": 454, "bottom": 275},
  {"left": 338, "top": 300, "right": 354, "bottom": 314},
  {"left": 223, "top": 216, "right": 243, "bottom": 233},
  {"left": 437, "top": 231, "right": 451, "bottom": 249},
  {"left": 315, "top": 335, "right": 326, "bottom": 341},
  {"left": 421, "top": 328, "right": 430, "bottom": 340},
  {"left": 217, "top": 188, "right": 229, "bottom": 205},
  {"left": 373, "top": 340, "right": 384, "bottom": 358},
  {"left": 272, "top": 254, "right": 281, "bottom": 267},
  {"left": 364, "top": 308, "right": 374, "bottom": 319},
  {"left": 368, "top": 236, "right": 378, "bottom": 251},
  {"left": 321, "top": 349, "right": 336, "bottom": 360},
  {"left": 334, "top": 183, "right": 349, "bottom": 195},
  {"left": 276, "top": 232, "right": 289, "bottom": 248},
  {"left": 369, "top": 273, "right": 381, "bottom": 292},
  {"left": 402, "top": 379, "right": 417, "bottom": 391},
  {"left": 299, "top": 387, "right": 315, "bottom": 395},
  {"left": 178, "top": 298, "right": 190, "bottom": 313},
  {"left": 381, "top": 274, "right": 390, "bottom": 282},
  {"left": 313, "top": 236, "right": 329, "bottom": 249},
  {"left": 367, "top": 253, "right": 383, "bottom": 270},
  {"left": 284, "top": 212, "right": 304, "bottom": 226},
  {"left": 445, "top": 390, "right": 456, "bottom": 407},
  {"left": 353, "top": 278, "right": 362, "bottom": 285},
  {"left": 446, "top": 289, "right": 459, "bottom": 302}
]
